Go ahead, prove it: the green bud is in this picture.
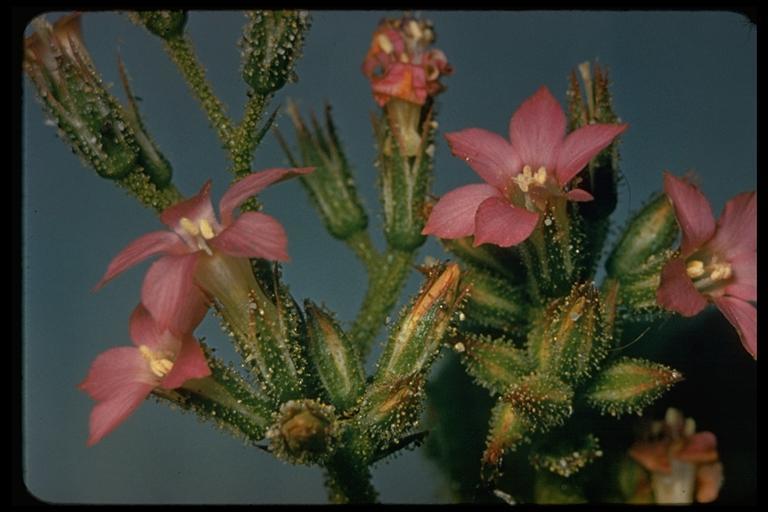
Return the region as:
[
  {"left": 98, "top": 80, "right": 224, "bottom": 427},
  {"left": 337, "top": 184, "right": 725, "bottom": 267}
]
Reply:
[
  {"left": 373, "top": 109, "right": 435, "bottom": 251},
  {"left": 606, "top": 193, "right": 678, "bottom": 278},
  {"left": 457, "top": 334, "right": 531, "bottom": 395},
  {"left": 585, "top": 357, "right": 683, "bottom": 417},
  {"left": 375, "top": 263, "right": 463, "bottom": 379},
  {"left": 152, "top": 343, "right": 274, "bottom": 444},
  {"left": 131, "top": 10, "right": 187, "bottom": 40},
  {"left": 276, "top": 102, "right": 368, "bottom": 240},
  {"left": 529, "top": 433, "right": 603, "bottom": 477},
  {"left": 266, "top": 399, "right": 338, "bottom": 465},
  {"left": 304, "top": 300, "right": 366, "bottom": 412},
  {"left": 241, "top": 10, "right": 310, "bottom": 95},
  {"left": 440, "top": 235, "right": 525, "bottom": 282},
  {"left": 459, "top": 268, "right": 527, "bottom": 335},
  {"left": 482, "top": 397, "right": 528, "bottom": 474},
  {"left": 529, "top": 283, "right": 611, "bottom": 385}
]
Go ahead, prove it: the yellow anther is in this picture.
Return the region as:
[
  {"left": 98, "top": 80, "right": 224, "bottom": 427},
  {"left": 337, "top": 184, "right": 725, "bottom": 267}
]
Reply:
[
  {"left": 709, "top": 262, "right": 732, "bottom": 281},
  {"left": 684, "top": 418, "right": 696, "bottom": 437},
  {"left": 376, "top": 34, "right": 394, "bottom": 54},
  {"left": 534, "top": 166, "right": 548, "bottom": 185},
  {"left": 513, "top": 165, "right": 548, "bottom": 193},
  {"left": 138, "top": 345, "right": 175, "bottom": 378},
  {"left": 407, "top": 20, "right": 423, "bottom": 41},
  {"left": 686, "top": 260, "right": 705, "bottom": 278},
  {"left": 199, "top": 218, "right": 215, "bottom": 240},
  {"left": 179, "top": 217, "right": 199, "bottom": 236},
  {"left": 522, "top": 165, "right": 533, "bottom": 178}
]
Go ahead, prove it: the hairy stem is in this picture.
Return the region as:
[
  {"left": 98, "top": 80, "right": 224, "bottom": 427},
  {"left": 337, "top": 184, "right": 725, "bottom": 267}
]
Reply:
[
  {"left": 345, "top": 230, "right": 382, "bottom": 271},
  {"left": 323, "top": 449, "right": 379, "bottom": 504},
  {"left": 230, "top": 92, "right": 270, "bottom": 178}
]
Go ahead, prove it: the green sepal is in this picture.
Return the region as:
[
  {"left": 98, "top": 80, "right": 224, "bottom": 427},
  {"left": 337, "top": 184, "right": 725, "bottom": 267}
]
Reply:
[
  {"left": 304, "top": 300, "right": 366, "bottom": 412},
  {"left": 440, "top": 236, "right": 526, "bottom": 283},
  {"left": 529, "top": 433, "right": 602, "bottom": 477},
  {"left": 241, "top": 10, "right": 311, "bottom": 95},
  {"left": 459, "top": 268, "right": 527, "bottom": 335},
  {"left": 481, "top": 396, "right": 529, "bottom": 478},
  {"left": 585, "top": 357, "right": 683, "bottom": 417},
  {"left": 151, "top": 342, "right": 275, "bottom": 444},
  {"left": 505, "top": 373, "right": 574, "bottom": 433},
  {"left": 131, "top": 11, "right": 187, "bottom": 40},
  {"left": 528, "top": 283, "right": 611, "bottom": 385},
  {"left": 458, "top": 334, "right": 531, "bottom": 395}
]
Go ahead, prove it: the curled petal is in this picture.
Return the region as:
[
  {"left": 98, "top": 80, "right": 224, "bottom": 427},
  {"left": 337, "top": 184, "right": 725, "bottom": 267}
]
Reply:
[
  {"left": 160, "top": 334, "right": 211, "bottom": 389},
  {"left": 422, "top": 184, "right": 501, "bottom": 239},
  {"left": 160, "top": 180, "right": 217, "bottom": 230},
  {"left": 696, "top": 462, "right": 724, "bottom": 503},
  {"left": 565, "top": 188, "right": 594, "bottom": 202},
  {"left": 219, "top": 168, "right": 314, "bottom": 226},
  {"left": 555, "top": 123, "right": 628, "bottom": 185},
  {"left": 473, "top": 197, "right": 540, "bottom": 247},
  {"left": 128, "top": 303, "right": 166, "bottom": 349},
  {"left": 656, "top": 258, "right": 708, "bottom": 317},
  {"left": 663, "top": 173, "right": 716, "bottom": 256},
  {"left": 210, "top": 211, "right": 289, "bottom": 261},
  {"left": 445, "top": 128, "right": 521, "bottom": 189},
  {"left": 94, "top": 231, "right": 185, "bottom": 290},
  {"left": 371, "top": 62, "right": 427, "bottom": 106},
  {"left": 509, "top": 86, "right": 565, "bottom": 171},
  {"left": 141, "top": 254, "right": 208, "bottom": 335},
  {"left": 709, "top": 191, "right": 756, "bottom": 260},
  {"left": 79, "top": 347, "right": 157, "bottom": 446},
  {"left": 725, "top": 252, "right": 756, "bottom": 302},
  {"left": 677, "top": 431, "right": 719, "bottom": 463},
  {"left": 712, "top": 296, "right": 757, "bottom": 359}
]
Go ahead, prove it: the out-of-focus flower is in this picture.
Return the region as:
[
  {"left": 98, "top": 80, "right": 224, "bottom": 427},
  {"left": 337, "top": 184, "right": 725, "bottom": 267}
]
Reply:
[
  {"left": 362, "top": 16, "right": 452, "bottom": 157},
  {"left": 95, "top": 168, "right": 313, "bottom": 334},
  {"left": 628, "top": 408, "right": 723, "bottom": 504},
  {"left": 656, "top": 172, "right": 756, "bottom": 358},
  {"left": 79, "top": 305, "right": 210, "bottom": 446},
  {"left": 423, "top": 86, "right": 627, "bottom": 247}
]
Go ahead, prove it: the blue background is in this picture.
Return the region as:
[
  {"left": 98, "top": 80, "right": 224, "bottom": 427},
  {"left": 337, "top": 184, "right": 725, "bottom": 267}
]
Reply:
[{"left": 23, "top": 10, "right": 755, "bottom": 504}]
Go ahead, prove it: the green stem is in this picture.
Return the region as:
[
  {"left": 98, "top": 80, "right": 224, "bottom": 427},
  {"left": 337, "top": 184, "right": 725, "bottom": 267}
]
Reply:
[
  {"left": 350, "top": 249, "right": 414, "bottom": 356},
  {"left": 345, "top": 230, "right": 382, "bottom": 271},
  {"left": 119, "top": 166, "right": 183, "bottom": 212},
  {"left": 323, "top": 449, "right": 379, "bottom": 504},
  {"left": 230, "top": 92, "right": 270, "bottom": 178},
  {"left": 164, "top": 36, "right": 235, "bottom": 149}
]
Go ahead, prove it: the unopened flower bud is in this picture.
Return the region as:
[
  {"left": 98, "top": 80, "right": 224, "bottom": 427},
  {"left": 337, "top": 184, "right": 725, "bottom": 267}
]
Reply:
[
  {"left": 460, "top": 268, "right": 527, "bottom": 335},
  {"left": 459, "top": 334, "right": 531, "bottom": 395},
  {"left": 241, "top": 10, "right": 310, "bottom": 95},
  {"left": 267, "top": 399, "right": 337, "bottom": 464}
]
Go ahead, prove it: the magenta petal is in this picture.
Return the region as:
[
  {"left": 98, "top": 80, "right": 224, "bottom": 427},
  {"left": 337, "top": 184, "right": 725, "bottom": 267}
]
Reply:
[
  {"left": 219, "top": 168, "right": 314, "bottom": 226},
  {"left": 94, "top": 231, "right": 185, "bottom": 290},
  {"left": 473, "top": 197, "right": 540, "bottom": 247},
  {"left": 725, "top": 252, "right": 756, "bottom": 302},
  {"left": 713, "top": 296, "right": 757, "bottom": 359},
  {"left": 709, "top": 191, "right": 756, "bottom": 259},
  {"left": 128, "top": 304, "right": 165, "bottom": 349},
  {"left": 79, "top": 347, "right": 156, "bottom": 446},
  {"left": 422, "top": 184, "right": 501, "bottom": 239},
  {"left": 160, "top": 334, "right": 211, "bottom": 389},
  {"left": 141, "top": 253, "right": 208, "bottom": 335},
  {"left": 656, "top": 258, "right": 708, "bottom": 317},
  {"left": 663, "top": 173, "right": 716, "bottom": 256},
  {"left": 508, "top": 86, "right": 565, "bottom": 170},
  {"left": 677, "top": 432, "right": 718, "bottom": 463},
  {"left": 445, "top": 129, "right": 521, "bottom": 189},
  {"left": 160, "top": 180, "right": 217, "bottom": 229},
  {"left": 555, "top": 123, "right": 628, "bottom": 185},
  {"left": 210, "top": 211, "right": 289, "bottom": 261},
  {"left": 565, "top": 188, "right": 594, "bottom": 202},
  {"left": 371, "top": 62, "right": 428, "bottom": 105}
]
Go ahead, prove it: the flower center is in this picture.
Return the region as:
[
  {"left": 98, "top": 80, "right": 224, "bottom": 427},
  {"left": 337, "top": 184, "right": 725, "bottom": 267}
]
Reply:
[
  {"left": 139, "top": 345, "right": 175, "bottom": 378},
  {"left": 179, "top": 216, "right": 215, "bottom": 255},
  {"left": 513, "top": 165, "right": 548, "bottom": 193},
  {"left": 685, "top": 256, "right": 732, "bottom": 292}
]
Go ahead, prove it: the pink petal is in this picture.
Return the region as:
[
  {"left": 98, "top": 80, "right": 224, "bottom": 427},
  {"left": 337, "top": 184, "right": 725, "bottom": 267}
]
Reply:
[
  {"left": 141, "top": 254, "right": 208, "bottom": 335},
  {"left": 445, "top": 129, "right": 522, "bottom": 189},
  {"left": 79, "top": 347, "right": 157, "bottom": 446},
  {"left": 508, "top": 86, "right": 565, "bottom": 171},
  {"left": 219, "top": 168, "right": 314, "bottom": 226},
  {"left": 422, "top": 184, "right": 501, "bottom": 239},
  {"left": 628, "top": 440, "right": 672, "bottom": 473},
  {"left": 160, "top": 180, "right": 217, "bottom": 229},
  {"left": 677, "top": 432, "right": 718, "bottom": 463},
  {"left": 160, "top": 334, "right": 211, "bottom": 389},
  {"left": 708, "top": 191, "right": 756, "bottom": 260},
  {"left": 94, "top": 231, "right": 186, "bottom": 290},
  {"left": 725, "top": 252, "right": 756, "bottom": 302},
  {"left": 129, "top": 303, "right": 165, "bottom": 349},
  {"left": 210, "top": 212, "right": 289, "bottom": 261},
  {"left": 663, "top": 173, "right": 716, "bottom": 256},
  {"left": 473, "top": 197, "right": 540, "bottom": 247},
  {"left": 555, "top": 123, "right": 628, "bottom": 185},
  {"left": 371, "top": 62, "right": 428, "bottom": 105},
  {"left": 695, "top": 462, "right": 723, "bottom": 503},
  {"left": 565, "top": 188, "right": 594, "bottom": 202},
  {"left": 656, "top": 258, "right": 708, "bottom": 317},
  {"left": 712, "top": 296, "right": 757, "bottom": 359}
]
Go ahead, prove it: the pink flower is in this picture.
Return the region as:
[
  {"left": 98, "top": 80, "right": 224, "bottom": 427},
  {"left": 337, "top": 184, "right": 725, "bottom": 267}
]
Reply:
[
  {"left": 629, "top": 408, "right": 723, "bottom": 504},
  {"left": 362, "top": 17, "right": 451, "bottom": 107},
  {"left": 79, "top": 304, "right": 211, "bottom": 446},
  {"left": 95, "top": 167, "right": 314, "bottom": 333},
  {"left": 656, "top": 172, "right": 756, "bottom": 359},
  {"left": 422, "top": 86, "right": 628, "bottom": 247}
]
